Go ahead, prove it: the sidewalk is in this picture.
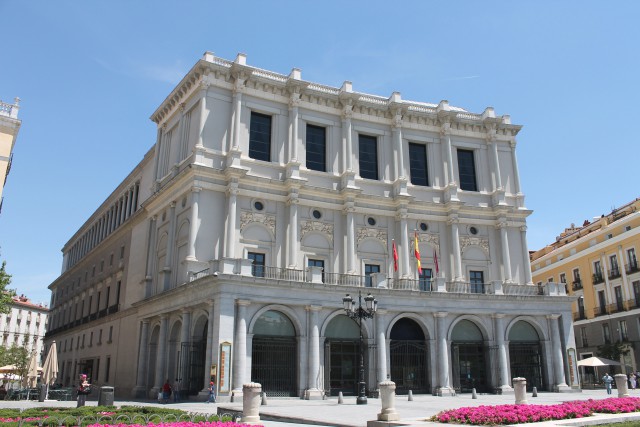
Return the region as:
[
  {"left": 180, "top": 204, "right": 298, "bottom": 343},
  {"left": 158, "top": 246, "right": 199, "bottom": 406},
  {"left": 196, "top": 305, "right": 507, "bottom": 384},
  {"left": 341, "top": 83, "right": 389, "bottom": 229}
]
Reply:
[{"left": 1, "top": 389, "right": 640, "bottom": 426}]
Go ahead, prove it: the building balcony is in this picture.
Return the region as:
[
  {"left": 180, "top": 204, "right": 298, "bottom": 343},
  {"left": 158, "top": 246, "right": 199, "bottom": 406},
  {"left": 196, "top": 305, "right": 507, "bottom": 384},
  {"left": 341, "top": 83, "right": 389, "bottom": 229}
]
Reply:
[
  {"left": 609, "top": 267, "right": 621, "bottom": 280},
  {"left": 593, "top": 306, "right": 609, "bottom": 317},
  {"left": 592, "top": 273, "right": 604, "bottom": 285},
  {"left": 573, "top": 311, "right": 587, "bottom": 321},
  {"left": 626, "top": 298, "right": 640, "bottom": 310},
  {"left": 606, "top": 302, "right": 627, "bottom": 314},
  {"left": 572, "top": 279, "right": 583, "bottom": 291},
  {"left": 627, "top": 261, "right": 639, "bottom": 275}
]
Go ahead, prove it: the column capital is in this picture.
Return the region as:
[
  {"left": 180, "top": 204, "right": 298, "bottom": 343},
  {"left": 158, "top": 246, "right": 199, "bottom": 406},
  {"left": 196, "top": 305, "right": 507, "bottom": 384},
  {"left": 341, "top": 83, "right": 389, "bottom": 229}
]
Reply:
[
  {"left": 492, "top": 313, "right": 506, "bottom": 319},
  {"left": 520, "top": 225, "right": 527, "bottom": 232},
  {"left": 169, "top": 201, "right": 177, "bottom": 209},
  {"left": 305, "top": 305, "right": 322, "bottom": 312},
  {"left": 342, "top": 104, "right": 353, "bottom": 120},
  {"left": 289, "top": 93, "right": 301, "bottom": 109},
  {"left": 237, "top": 299, "right": 251, "bottom": 307},
  {"left": 447, "top": 215, "right": 459, "bottom": 225},
  {"left": 391, "top": 112, "right": 403, "bottom": 129},
  {"left": 181, "top": 307, "right": 191, "bottom": 315},
  {"left": 484, "top": 123, "right": 497, "bottom": 142},
  {"left": 141, "top": 318, "right": 150, "bottom": 325},
  {"left": 439, "top": 119, "right": 451, "bottom": 136},
  {"left": 496, "top": 219, "right": 508, "bottom": 229},
  {"left": 191, "top": 186, "right": 202, "bottom": 194},
  {"left": 433, "top": 311, "right": 448, "bottom": 318},
  {"left": 510, "top": 140, "right": 517, "bottom": 149},
  {"left": 546, "top": 313, "right": 561, "bottom": 320}
]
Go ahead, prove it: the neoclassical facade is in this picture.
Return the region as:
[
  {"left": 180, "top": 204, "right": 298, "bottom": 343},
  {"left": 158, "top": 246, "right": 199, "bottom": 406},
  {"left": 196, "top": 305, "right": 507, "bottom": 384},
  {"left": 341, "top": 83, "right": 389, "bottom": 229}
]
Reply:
[
  {"left": 1, "top": 295, "right": 48, "bottom": 361},
  {"left": 46, "top": 52, "right": 578, "bottom": 399}
]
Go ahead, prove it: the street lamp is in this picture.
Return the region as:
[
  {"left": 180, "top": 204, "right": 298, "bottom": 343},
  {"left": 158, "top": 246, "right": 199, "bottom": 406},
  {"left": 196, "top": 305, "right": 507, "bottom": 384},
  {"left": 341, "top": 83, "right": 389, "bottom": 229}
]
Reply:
[{"left": 342, "top": 291, "right": 378, "bottom": 404}]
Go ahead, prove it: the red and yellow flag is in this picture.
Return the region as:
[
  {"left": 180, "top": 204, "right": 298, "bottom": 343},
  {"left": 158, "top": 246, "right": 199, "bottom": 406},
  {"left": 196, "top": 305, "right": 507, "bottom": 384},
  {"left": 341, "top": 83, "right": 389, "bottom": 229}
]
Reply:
[
  {"left": 414, "top": 232, "right": 422, "bottom": 274},
  {"left": 392, "top": 240, "right": 398, "bottom": 272}
]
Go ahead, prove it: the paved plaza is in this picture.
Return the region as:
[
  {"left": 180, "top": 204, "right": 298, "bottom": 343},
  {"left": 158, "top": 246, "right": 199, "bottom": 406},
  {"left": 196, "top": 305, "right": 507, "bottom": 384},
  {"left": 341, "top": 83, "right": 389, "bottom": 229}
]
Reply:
[{"left": 2, "top": 389, "right": 640, "bottom": 426}]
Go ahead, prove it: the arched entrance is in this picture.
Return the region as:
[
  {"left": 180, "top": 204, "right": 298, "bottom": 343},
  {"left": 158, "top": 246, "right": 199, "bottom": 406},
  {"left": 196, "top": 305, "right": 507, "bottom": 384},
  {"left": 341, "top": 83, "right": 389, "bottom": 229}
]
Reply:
[
  {"left": 390, "top": 318, "right": 429, "bottom": 394},
  {"left": 509, "top": 320, "right": 545, "bottom": 391},
  {"left": 451, "top": 320, "right": 488, "bottom": 393},
  {"left": 325, "top": 315, "right": 361, "bottom": 396},
  {"left": 251, "top": 310, "right": 297, "bottom": 397},
  {"left": 180, "top": 317, "right": 206, "bottom": 396}
]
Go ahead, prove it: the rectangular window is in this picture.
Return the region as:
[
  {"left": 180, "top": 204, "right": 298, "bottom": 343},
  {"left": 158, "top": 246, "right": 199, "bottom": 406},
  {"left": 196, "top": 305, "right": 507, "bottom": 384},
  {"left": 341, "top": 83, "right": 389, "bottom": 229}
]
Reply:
[
  {"left": 89, "top": 332, "right": 93, "bottom": 347},
  {"left": 419, "top": 268, "right": 433, "bottom": 292},
  {"left": 634, "top": 281, "right": 640, "bottom": 307},
  {"left": 108, "top": 326, "right": 113, "bottom": 343},
  {"left": 364, "top": 264, "right": 380, "bottom": 288},
  {"left": 628, "top": 248, "right": 638, "bottom": 272},
  {"left": 249, "top": 112, "right": 272, "bottom": 162},
  {"left": 308, "top": 259, "right": 325, "bottom": 282},
  {"left": 470, "top": 270, "right": 484, "bottom": 294},
  {"left": 408, "top": 143, "right": 429, "bottom": 186},
  {"left": 573, "top": 268, "right": 581, "bottom": 281},
  {"left": 577, "top": 297, "right": 585, "bottom": 319},
  {"left": 547, "top": 277, "right": 553, "bottom": 283},
  {"left": 120, "top": 245, "right": 125, "bottom": 259},
  {"left": 580, "top": 327, "right": 588, "bottom": 347},
  {"left": 457, "top": 149, "right": 477, "bottom": 191},
  {"left": 98, "top": 329, "right": 102, "bottom": 345},
  {"left": 306, "top": 124, "right": 326, "bottom": 172},
  {"left": 248, "top": 252, "right": 266, "bottom": 277},
  {"left": 598, "top": 290, "right": 607, "bottom": 315},
  {"left": 603, "top": 323, "right": 611, "bottom": 344},
  {"left": 620, "top": 320, "right": 629, "bottom": 341},
  {"left": 105, "top": 357, "right": 111, "bottom": 382},
  {"left": 358, "top": 134, "right": 379, "bottom": 180},
  {"left": 559, "top": 273, "right": 566, "bottom": 284}
]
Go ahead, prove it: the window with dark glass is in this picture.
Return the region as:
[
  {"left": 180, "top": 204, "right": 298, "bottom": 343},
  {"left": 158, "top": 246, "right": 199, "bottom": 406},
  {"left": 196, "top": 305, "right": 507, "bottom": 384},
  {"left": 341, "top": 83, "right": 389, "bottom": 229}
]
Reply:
[
  {"left": 358, "top": 135, "right": 378, "bottom": 180},
  {"left": 249, "top": 112, "right": 272, "bottom": 162},
  {"left": 306, "top": 124, "right": 326, "bottom": 172},
  {"left": 469, "top": 270, "right": 484, "bottom": 293},
  {"left": 419, "top": 268, "right": 433, "bottom": 292},
  {"left": 248, "top": 252, "right": 266, "bottom": 277},
  {"left": 365, "top": 264, "right": 380, "bottom": 287},
  {"left": 408, "top": 143, "right": 429, "bottom": 186},
  {"left": 308, "top": 259, "right": 325, "bottom": 282},
  {"left": 457, "top": 149, "right": 477, "bottom": 191}
]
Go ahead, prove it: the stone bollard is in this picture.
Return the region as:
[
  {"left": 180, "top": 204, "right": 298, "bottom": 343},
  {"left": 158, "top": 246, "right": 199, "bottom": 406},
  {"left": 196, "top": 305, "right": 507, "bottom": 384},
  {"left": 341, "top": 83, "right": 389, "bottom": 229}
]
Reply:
[
  {"left": 377, "top": 380, "right": 400, "bottom": 422},
  {"left": 338, "top": 391, "right": 344, "bottom": 404},
  {"left": 615, "top": 374, "right": 630, "bottom": 397},
  {"left": 513, "top": 377, "right": 528, "bottom": 405},
  {"left": 472, "top": 388, "right": 477, "bottom": 399},
  {"left": 261, "top": 392, "right": 267, "bottom": 406},
  {"left": 242, "top": 383, "right": 263, "bottom": 425},
  {"left": 532, "top": 386, "right": 537, "bottom": 397},
  {"left": 408, "top": 390, "right": 413, "bottom": 401}
]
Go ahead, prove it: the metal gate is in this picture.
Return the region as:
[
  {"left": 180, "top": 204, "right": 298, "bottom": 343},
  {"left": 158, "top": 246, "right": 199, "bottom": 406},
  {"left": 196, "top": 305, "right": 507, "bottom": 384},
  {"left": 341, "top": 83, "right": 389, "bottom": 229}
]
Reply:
[
  {"left": 390, "top": 340, "right": 429, "bottom": 394},
  {"left": 180, "top": 341, "right": 205, "bottom": 395},
  {"left": 326, "top": 340, "right": 360, "bottom": 396},
  {"left": 452, "top": 343, "right": 488, "bottom": 393},
  {"left": 509, "top": 342, "right": 545, "bottom": 391},
  {"left": 252, "top": 336, "right": 297, "bottom": 397}
]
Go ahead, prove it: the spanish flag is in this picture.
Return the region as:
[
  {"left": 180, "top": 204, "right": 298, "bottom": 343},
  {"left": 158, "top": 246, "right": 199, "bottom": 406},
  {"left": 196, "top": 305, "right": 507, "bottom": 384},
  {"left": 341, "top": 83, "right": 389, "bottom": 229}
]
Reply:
[
  {"left": 392, "top": 240, "right": 399, "bottom": 272},
  {"left": 414, "top": 232, "right": 422, "bottom": 274}
]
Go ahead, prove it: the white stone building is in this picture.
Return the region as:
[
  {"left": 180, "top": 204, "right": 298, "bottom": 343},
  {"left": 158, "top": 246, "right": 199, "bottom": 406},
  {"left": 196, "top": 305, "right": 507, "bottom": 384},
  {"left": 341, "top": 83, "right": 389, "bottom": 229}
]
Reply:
[
  {"left": 46, "top": 52, "right": 578, "bottom": 399},
  {"left": 1, "top": 295, "right": 48, "bottom": 361}
]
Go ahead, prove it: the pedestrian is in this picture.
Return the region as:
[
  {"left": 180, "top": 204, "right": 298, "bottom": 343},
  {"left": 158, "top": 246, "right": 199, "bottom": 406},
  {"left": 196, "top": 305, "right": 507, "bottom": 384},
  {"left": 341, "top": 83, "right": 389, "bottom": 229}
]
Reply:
[
  {"left": 173, "top": 378, "right": 180, "bottom": 402},
  {"left": 630, "top": 373, "right": 637, "bottom": 390},
  {"left": 162, "top": 379, "right": 172, "bottom": 404},
  {"left": 76, "top": 374, "right": 91, "bottom": 407},
  {"left": 602, "top": 373, "right": 614, "bottom": 395},
  {"left": 207, "top": 381, "right": 216, "bottom": 403}
]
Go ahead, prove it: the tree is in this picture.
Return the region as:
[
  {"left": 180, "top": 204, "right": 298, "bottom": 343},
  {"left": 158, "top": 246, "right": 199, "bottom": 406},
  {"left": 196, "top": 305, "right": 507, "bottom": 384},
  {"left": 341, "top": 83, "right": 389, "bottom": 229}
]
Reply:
[
  {"left": 597, "top": 341, "right": 630, "bottom": 361},
  {"left": 0, "top": 260, "right": 16, "bottom": 314}
]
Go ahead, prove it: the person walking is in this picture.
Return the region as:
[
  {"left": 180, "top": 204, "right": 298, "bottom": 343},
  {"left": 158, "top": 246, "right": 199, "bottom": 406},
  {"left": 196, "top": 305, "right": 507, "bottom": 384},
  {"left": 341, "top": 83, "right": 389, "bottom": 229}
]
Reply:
[
  {"left": 630, "top": 372, "right": 637, "bottom": 390},
  {"left": 162, "top": 380, "right": 172, "bottom": 404},
  {"left": 207, "top": 381, "right": 216, "bottom": 403},
  {"left": 602, "top": 373, "right": 614, "bottom": 395},
  {"left": 76, "top": 374, "right": 91, "bottom": 407},
  {"left": 173, "top": 378, "right": 180, "bottom": 402}
]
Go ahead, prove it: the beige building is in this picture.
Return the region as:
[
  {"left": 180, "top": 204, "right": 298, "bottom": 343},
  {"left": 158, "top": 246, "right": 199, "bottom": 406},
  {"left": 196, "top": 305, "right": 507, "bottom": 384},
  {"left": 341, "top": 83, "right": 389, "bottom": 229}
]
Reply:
[
  {"left": 531, "top": 198, "right": 640, "bottom": 381},
  {"left": 0, "top": 97, "right": 21, "bottom": 214},
  {"left": 0, "top": 294, "right": 48, "bottom": 362}
]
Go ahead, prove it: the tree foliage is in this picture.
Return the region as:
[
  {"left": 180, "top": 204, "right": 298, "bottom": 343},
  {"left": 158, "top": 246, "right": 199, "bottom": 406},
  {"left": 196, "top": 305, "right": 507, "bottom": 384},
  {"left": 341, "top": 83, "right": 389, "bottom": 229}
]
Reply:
[
  {"left": 0, "top": 260, "right": 16, "bottom": 314},
  {"left": 596, "top": 341, "right": 630, "bottom": 361},
  {"left": 0, "top": 345, "right": 30, "bottom": 378}
]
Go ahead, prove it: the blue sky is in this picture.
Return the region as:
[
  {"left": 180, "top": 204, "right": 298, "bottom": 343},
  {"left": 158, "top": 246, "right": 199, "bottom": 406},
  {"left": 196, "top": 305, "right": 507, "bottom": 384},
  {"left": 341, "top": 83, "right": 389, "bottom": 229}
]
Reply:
[{"left": 1, "top": 1, "right": 639, "bottom": 304}]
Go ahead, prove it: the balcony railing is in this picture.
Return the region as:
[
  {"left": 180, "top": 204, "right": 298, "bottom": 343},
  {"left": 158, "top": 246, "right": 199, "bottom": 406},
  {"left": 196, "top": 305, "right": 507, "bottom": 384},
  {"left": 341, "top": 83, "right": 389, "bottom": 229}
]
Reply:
[
  {"left": 626, "top": 298, "right": 640, "bottom": 310},
  {"left": 627, "top": 260, "right": 639, "bottom": 275},
  {"left": 572, "top": 278, "right": 583, "bottom": 291},
  {"left": 573, "top": 311, "right": 586, "bottom": 321},
  {"left": 606, "top": 302, "right": 627, "bottom": 314},
  {"left": 609, "top": 267, "right": 621, "bottom": 280},
  {"left": 594, "top": 306, "right": 609, "bottom": 317},
  {"left": 388, "top": 278, "right": 433, "bottom": 292},
  {"left": 446, "top": 282, "right": 486, "bottom": 294},
  {"left": 592, "top": 273, "right": 604, "bottom": 285}
]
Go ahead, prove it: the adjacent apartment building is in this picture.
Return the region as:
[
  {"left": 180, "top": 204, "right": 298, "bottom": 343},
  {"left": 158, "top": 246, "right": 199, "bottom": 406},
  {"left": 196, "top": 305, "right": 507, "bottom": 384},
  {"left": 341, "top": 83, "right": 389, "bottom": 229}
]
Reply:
[
  {"left": 45, "top": 52, "right": 578, "bottom": 400},
  {"left": 0, "top": 294, "right": 48, "bottom": 361},
  {"left": 531, "top": 198, "right": 640, "bottom": 379},
  {"left": 0, "top": 97, "right": 21, "bottom": 214}
]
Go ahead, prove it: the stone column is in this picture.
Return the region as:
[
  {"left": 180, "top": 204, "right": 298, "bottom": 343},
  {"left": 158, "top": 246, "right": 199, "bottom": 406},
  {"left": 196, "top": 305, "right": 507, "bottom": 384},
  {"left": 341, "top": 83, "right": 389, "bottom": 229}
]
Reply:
[
  {"left": 513, "top": 377, "right": 527, "bottom": 404},
  {"left": 345, "top": 200, "right": 356, "bottom": 274},
  {"left": 342, "top": 108, "right": 353, "bottom": 172},
  {"left": 488, "top": 135, "right": 502, "bottom": 190},
  {"left": 377, "top": 380, "right": 399, "bottom": 421},
  {"left": 154, "top": 315, "right": 169, "bottom": 390},
  {"left": 376, "top": 310, "right": 387, "bottom": 383},
  {"left": 305, "top": 306, "right": 322, "bottom": 399},
  {"left": 224, "top": 184, "right": 239, "bottom": 258},
  {"left": 392, "top": 114, "right": 405, "bottom": 180},
  {"left": 497, "top": 219, "right": 512, "bottom": 283},
  {"left": 144, "top": 216, "right": 157, "bottom": 297},
  {"left": 618, "top": 246, "right": 631, "bottom": 302},
  {"left": 202, "top": 301, "right": 214, "bottom": 393},
  {"left": 398, "top": 209, "right": 410, "bottom": 277},
  {"left": 232, "top": 300, "right": 249, "bottom": 397},
  {"left": 615, "top": 374, "right": 630, "bottom": 397},
  {"left": 434, "top": 312, "right": 454, "bottom": 395},
  {"left": 520, "top": 226, "right": 534, "bottom": 285},
  {"left": 441, "top": 120, "right": 455, "bottom": 186},
  {"left": 230, "top": 82, "right": 243, "bottom": 151},
  {"left": 449, "top": 216, "right": 463, "bottom": 281},
  {"left": 242, "top": 383, "right": 262, "bottom": 425},
  {"left": 162, "top": 202, "right": 177, "bottom": 291},
  {"left": 197, "top": 84, "right": 208, "bottom": 148},
  {"left": 180, "top": 309, "right": 191, "bottom": 387},
  {"left": 133, "top": 319, "right": 150, "bottom": 398},
  {"left": 186, "top": 187, "right": 201, "bottom": 261},
  {"left": 289, "top": 95, "right": 299, "bottom": 162},
  {"left": 287, "top": 192, "right": 299, "bottom": 269},
  {"left": 548, "top": 314, "right": 569, "bottom": 391},
  {"left": 510, "top": 141, "right": 524, "bottom": 207},
  {"left": 493, "top": 314, "right": 513, "bottom": 393}
]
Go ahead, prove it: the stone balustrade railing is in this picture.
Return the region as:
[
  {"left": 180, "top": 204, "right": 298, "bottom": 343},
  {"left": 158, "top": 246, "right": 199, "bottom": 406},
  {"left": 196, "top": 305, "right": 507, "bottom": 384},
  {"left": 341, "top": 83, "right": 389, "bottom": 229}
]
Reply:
[{"left": 0, "top": 97, "right": 20, "bottom": 119}]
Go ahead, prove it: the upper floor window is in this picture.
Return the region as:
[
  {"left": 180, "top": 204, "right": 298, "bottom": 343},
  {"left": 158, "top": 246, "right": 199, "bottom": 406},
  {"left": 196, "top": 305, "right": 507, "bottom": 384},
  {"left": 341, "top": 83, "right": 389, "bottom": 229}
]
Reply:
[
  {"left": 308, "top": 259, "right": 325, "bottom": 282},
  {"left": 248, "top": 252, "right": 266, "bottom": 278},
  {"left": 419, "top": 268, "right": 433, "bottom": 292},
  {"left": 603, "top": 323, "right": 611, "bottom": 344},
  {"left": 249, "top": 112, "right": 272, "bottom": 162},
  {"left": 470, "top": 270, "right": 484, "bottom": 294},
  {"left": 457, "top": 149, "right": 477, "bottom": 191},
  {"left": 581, "top": 327, "right": 588, "bottom": 347},
  {"left": 358, "top": 135, "right": 378, "bottom": 180},
  {"left": 408, "top": 143, "right": 429, "bottom": 186},
  {"left": 573, "top": 268, "right": 581, "bottom": 281},
  {"left": 620, "top": 320, "right": 629, "bottom": 341},
  {"left": 559, "top": 273, "right": 566, "bottom": 284},
  {"left": 628, "top": 248, "right": 638, "bottom": 271},
  {"left": 364, "top": 264, "right": 380, "bottom": 287},
  {"left": 306, "top": 124, "right": 326, "bottom": 172}
]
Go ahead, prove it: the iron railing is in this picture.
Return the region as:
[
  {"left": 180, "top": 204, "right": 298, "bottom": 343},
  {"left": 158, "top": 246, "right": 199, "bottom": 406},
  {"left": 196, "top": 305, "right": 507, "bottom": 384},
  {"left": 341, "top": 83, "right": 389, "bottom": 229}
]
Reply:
[
  {"left": 592, "top": 273, "right": 604, "bottom": 285},
  {"left": 609, "top": 267, "right": 621, "bottom": 280},
  {"left": 627, "top": 260, "right": 639, "bottom": 275}
]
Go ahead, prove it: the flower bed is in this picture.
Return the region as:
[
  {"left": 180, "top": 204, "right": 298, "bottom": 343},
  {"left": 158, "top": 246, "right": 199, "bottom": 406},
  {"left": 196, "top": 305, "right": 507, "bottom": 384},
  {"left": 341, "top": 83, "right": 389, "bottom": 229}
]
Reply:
[{"left": 431, "top": 397, "right": 640, "bottom": 425}]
